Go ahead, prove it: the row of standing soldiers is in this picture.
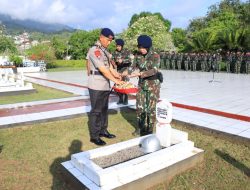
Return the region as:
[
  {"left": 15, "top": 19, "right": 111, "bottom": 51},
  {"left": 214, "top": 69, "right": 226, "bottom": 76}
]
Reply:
[{"left": 159, "top": 51, "right": 250, "bottom": 74}]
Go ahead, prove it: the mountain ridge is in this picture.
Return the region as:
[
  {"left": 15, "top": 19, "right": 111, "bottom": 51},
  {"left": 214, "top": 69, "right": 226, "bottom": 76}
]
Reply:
[{"left": 0, "top": 13, "right": 75, "bottom": 34}]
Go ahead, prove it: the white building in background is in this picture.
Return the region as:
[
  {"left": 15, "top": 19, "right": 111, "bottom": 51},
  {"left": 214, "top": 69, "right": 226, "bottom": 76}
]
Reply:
[
  {"left": 14, "top": 32, "right": 32, "bottom": 52},
  {"left": 31, "top": 40, "right": 39, "bottom": 46},
  {"left": 0, "top": 56, "right": 11, "bottom": 66}
]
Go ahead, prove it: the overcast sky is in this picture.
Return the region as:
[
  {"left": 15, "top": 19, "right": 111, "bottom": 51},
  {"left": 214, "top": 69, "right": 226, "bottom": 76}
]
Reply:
[{"left": 0, "top": 0, "right": 244, "bottom": 32}]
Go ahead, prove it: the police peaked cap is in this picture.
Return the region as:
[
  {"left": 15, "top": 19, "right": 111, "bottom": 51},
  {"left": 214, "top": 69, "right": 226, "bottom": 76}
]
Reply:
[
  {"left": 101, "top": 28, "right": 114, "bottom": 39},
  {"left": 137, "top": 35, "right": 152, "bottom": 48},
  {"left": 115, "top": 39, "right": 124, "bottom": 47}
]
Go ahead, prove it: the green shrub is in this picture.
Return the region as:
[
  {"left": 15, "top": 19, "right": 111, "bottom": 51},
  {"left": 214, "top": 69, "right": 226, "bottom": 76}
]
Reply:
[
  {"left": 46, "top": 62, "right": 57, "bottom": 69},
  {"left": 9, "top": 55, "right": 23, "bottom": 66}
]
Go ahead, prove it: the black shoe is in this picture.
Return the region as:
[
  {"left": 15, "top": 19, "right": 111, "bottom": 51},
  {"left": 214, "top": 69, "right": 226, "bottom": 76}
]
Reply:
[
  {"left": 99, "top": 131, "right": 116, "bottom": 139},
  {"left": 123, "top": 100, "right": 128, "bottom": 105},
  {"left": 90, "top": 138, "right": 106, "bottom": 146},
  {"left": 123, "top": 95, "right": 128, "bottom": 105},
  {"left": 117, "top": 101, "right": 123, "bottom": 105}
]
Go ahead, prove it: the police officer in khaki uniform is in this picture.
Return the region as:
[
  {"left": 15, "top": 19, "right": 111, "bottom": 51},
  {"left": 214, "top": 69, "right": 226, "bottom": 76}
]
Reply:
[{"left": 88, "top": 28, "right": 124, "bottom": 146}]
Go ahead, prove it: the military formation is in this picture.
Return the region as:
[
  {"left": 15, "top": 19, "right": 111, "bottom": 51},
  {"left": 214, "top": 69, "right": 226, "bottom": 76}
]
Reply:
[{"left": 159, "top": 51, "right": 250, "bottom": 74}]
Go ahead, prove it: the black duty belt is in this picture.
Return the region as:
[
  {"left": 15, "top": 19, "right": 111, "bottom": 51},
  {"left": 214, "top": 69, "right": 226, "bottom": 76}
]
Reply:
[
  {"left": 142, "top": 74, "right": 158, "bottom": 81},
  {"left": 140, "top": 72, "right": 163, "bottom": 83},
  {"left": 90, "top": 70, "right": 102, "bottom": 75}
]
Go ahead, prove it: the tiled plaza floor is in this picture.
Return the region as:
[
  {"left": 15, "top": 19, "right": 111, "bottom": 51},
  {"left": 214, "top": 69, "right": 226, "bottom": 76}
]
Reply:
[{"left": 0, "top": 70, "right": 249, "bottom": 139}]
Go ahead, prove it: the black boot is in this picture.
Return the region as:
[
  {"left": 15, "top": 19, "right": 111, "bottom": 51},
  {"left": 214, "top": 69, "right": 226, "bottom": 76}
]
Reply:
[
  {"left": 139, "top": 114, "right": 147, "bottom": 136},
  {"left": 144, "top": 115, "right": 153, "bottom": 135},
  {"left": 133, "top": 118, "right": 143, "bottom": 136},
  {"left": 117, "top": 93, "right": 123, "bottom": 104},
  {"left": 133, "top": 113, "right": 147, "bottom": 136},
  {"left": 146, "top": 124, "right": 153, "bottom": 135},
  {"left": 123, "top": 94, "right": 128, "bottom": 105}
]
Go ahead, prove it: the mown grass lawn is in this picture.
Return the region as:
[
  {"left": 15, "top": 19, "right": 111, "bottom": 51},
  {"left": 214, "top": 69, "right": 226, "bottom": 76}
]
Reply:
[
  {"left": 0, "top": 111, "right": 249, "bottom": 190},
  {"left": 47, "top": 67, "right": 85, "bottom": 72},
  {"left": 47, "top": 60, "right": 86, "bottom": 72},
  {"left": 0, "top": 83, "right": 76, "bottom": 105}
]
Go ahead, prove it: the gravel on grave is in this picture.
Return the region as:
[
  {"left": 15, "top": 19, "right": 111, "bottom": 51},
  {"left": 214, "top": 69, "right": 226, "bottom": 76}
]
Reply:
[{"left": 92, "top": 145, "right": 145, "bottom": 168}]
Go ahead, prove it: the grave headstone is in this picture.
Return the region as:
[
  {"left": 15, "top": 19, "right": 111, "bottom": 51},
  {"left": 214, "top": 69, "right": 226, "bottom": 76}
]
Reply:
[{"left": 156, "top": 99, "right": 173, "bottom": 147}]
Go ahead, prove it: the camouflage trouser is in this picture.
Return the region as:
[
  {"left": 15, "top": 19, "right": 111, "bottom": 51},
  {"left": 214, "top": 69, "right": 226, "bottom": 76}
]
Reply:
[
  {"left": 226, "top": 62, "right": 230, "bottom": 73},
  {"left": 235, "top": 61, "right": 241, "bottom": 73},
  {"left": 193, "top": 61, "right": 197, "bottom": 71},
  {"left": 165, "top": 60, "right": 170, "bottom": 70},
  {"left": 177, "top": 61, "right": 182, "bottom": 70},
  {"left": 160, "top": 60, "right": 165, "bottom": 69},
  {"left": 190, "top": 61, "right": 194, "bottom": 71},
  {"left": 201, "top": 62, "right": 206, "bottom": 71},
  {"left": 184, "top": 61, "right": 189, "bottom": 70},
  {"left": 136, "top": 83, "right": 160, "bottom": 134},
  {"left": 247, "top": 62, "right": 250, "bottom": 74},
  {"left": 171, "top": 60, "right": 175, "bottom": 70},
  {"left": 206, "top": 61, "right": 211, "bottom": 71}
]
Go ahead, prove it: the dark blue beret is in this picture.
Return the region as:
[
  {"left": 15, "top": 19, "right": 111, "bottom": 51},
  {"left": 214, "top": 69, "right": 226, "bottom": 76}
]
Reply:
[
  {"left": 115, "top": 39, "right": 124, "bottom": 46},
  {"left": 101, "top": 28, "right": 114, "bottom": 39},
  {"left": 137, "top": 35, "right": 152, "bottom": 48}
]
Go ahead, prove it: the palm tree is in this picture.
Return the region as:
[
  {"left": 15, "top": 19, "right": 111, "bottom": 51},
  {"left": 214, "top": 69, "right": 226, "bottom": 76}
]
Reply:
[
  {"left": 187, "top": 30, "right": 217, "bottom": 52},
  {"left": 216, "top": 27, "right": 248, "bottom": 51}
]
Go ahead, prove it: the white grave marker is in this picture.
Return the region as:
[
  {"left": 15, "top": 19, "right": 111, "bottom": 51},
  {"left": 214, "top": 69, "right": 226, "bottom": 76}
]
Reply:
[{"left": 156, "top": 99, "right": 173, "bottom": 147}]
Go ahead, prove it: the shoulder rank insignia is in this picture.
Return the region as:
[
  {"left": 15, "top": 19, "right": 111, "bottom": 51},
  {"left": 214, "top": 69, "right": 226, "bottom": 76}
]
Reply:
[{"left": 94, "top": 49, "right": 101, "bottom": 58}]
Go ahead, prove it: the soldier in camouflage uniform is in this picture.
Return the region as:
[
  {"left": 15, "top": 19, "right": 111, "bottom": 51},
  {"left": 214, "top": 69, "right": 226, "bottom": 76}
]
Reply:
[
  {"left": 231, "top": 52, "right": 237, "bottom": 73},
  {"left": 183, "top": 53, "right": 189, "bottom": 70},
  {"left": 246, "top": 52, "right": 250, "bottom": 74},
  {"left": 206, "top": 53, "right": 212, "bottom": 72},
  {"left": 216, "top": 52, "right": 222, "bottom": 72},
  {"left": 235, "top": 51, "right": 242, "bottom": 74},
  {"left": 160, "top": 51, "right": 166, "bottom": 69},
  {"left": 112, "top": 39, "right": 132, "bottom": 105},
  {"left": 200, "top": 53, "right": 206, "bottom": 71},
  {"left": 226, "top": 51, "right": 232, "bottom": 73},
  {"left": 193, "top": 53, "right": 198, "bottom": 71},
  {"left": 210, "top": 53, "right": 217, "bottom": 72},
  {"left": 170, "top": 51, "right": 176, "bottom": 70},
  {"left": 189, "top": 53, "right": 194, "bottom": 71},
  {"left": 165, "top": 51, "right": 171, "bottom": 70},
  {"left": 129, "top": 35, "right": 161, "bottom": 136},
  {"left": 196, "top": 53, "right": 201, "bottom": 71},
  {"left": 176, "top": 53, "right": 183, "bottom": 70}
]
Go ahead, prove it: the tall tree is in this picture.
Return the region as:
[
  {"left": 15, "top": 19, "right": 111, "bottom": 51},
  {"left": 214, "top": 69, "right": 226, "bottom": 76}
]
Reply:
[
  {"left": 186, "top": 0, "right": 249, "bottom": 52},
  {"left": 0, "top": 36, "right": 17, "bottom": 54},
  {"left": 129, "top": 12, "right": 171, "bottom": 31},
  {"left": 9, "top": 54, "right": 23, "bottom": 66},
  {"left": 51, "top": 37, "right": 67, "bottom": 59},
  {"left": 171, "top": 28, "right": 188, "bottom": 52},
  {"left": 26, "top": 43, "right": 56, "bottom": 63},
  {"left": 68, "top": 29, "right": 100, "bottom": 60},
  {"left": 121, "top": 15, "right": 176, "bottom": 51}
]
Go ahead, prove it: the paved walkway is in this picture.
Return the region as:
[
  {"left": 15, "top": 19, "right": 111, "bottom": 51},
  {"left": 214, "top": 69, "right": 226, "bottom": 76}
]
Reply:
[{"left": 0, "top": 70, "right": 249, "bottom": 140}]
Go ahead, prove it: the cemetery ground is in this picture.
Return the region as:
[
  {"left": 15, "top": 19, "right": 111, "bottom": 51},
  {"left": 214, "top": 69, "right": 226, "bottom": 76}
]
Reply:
[
  {"left": 0, "top": 111, "right": 249, "bottom": 190},
  {"left": 0, "top": 83, "right": 76, "bottom": 105}
]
